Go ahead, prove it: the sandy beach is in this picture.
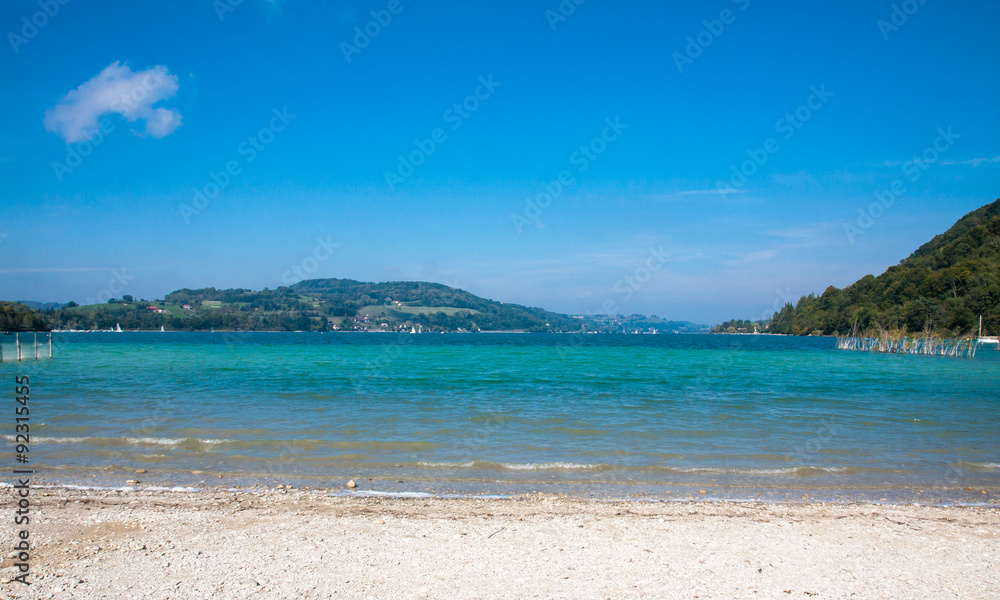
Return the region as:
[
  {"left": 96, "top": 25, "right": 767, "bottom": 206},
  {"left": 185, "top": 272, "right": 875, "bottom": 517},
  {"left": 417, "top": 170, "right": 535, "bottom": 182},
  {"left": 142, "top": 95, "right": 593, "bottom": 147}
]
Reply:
[{"left": 2, "top": 487, "right": 997, "bottom": 599}]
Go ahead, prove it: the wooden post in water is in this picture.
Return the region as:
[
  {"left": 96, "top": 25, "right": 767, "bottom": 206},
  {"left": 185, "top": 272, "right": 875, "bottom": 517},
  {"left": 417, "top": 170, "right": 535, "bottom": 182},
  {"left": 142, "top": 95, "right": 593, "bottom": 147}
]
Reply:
[
  {"left": 33, "top": 334, "right": 38, "bottom": 360},
  {"left": 16, "top": 333, "right": 21, "bottom": 361},
  {"left": 49, "top": 332, "right": 53, "bottom": 359}
]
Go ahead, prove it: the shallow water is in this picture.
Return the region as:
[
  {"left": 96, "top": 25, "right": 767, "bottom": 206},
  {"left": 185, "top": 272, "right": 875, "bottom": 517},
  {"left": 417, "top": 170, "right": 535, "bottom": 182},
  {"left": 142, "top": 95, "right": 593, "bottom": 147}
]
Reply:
[{"left": 4, "top": 332, "right": 998, "bottom": 502}]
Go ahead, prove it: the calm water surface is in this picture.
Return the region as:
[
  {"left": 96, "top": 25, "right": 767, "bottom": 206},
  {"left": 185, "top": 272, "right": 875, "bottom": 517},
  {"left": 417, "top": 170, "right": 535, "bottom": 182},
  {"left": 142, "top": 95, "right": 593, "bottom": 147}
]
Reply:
[{"left": 4, "top": 332, "right": 998, "bottom": 502}]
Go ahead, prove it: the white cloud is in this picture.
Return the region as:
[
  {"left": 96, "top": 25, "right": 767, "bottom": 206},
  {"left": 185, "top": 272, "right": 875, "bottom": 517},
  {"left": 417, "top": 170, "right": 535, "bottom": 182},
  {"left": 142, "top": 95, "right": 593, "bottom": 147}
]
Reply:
[
  {"left": 883, "top": 155, "right": 1000, "bottom": 168},
  {"left": 768, "top": 171, "right": 819, "bottom": 187},
  {"left": 645, "top": 189, "right": 748, "bottom": 202},
  {"left": 0, "top": 267, "right": 117, "bottom": 273},
  {"left": 44, "top": 61, "right": 182, "bottom": 143},
  {"left": 940, "top": 156, "right": 1000, "bottom": 167}
]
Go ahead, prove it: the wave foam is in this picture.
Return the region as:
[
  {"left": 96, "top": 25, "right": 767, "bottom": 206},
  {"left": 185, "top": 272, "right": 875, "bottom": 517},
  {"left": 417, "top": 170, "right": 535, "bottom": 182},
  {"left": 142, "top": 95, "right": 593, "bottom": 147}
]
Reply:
[
  {"left": 499, "top": 462, "right": 599, "bottom": 470},
  {"left": 4, "top": 435, "right": 232, "bottom": 447},
  {"left": 352, "top": 490, "right": 433, "bottom": 499}
]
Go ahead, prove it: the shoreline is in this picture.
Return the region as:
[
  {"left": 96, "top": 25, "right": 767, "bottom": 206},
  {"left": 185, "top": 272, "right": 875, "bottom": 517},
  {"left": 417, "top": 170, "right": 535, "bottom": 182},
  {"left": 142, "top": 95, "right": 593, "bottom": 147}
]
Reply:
[
  {"left": 3, "top": 486, "right": 997, "bottom": 598},
  {"left": 18, "top": 471, "right": 1000, "bottom": 508}
]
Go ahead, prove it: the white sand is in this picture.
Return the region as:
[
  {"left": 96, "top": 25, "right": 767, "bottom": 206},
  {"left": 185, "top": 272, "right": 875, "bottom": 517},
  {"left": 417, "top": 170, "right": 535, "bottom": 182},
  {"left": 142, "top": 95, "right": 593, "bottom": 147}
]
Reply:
[{"left": 2, "top": 487, "right": 998, "bottom": 599}]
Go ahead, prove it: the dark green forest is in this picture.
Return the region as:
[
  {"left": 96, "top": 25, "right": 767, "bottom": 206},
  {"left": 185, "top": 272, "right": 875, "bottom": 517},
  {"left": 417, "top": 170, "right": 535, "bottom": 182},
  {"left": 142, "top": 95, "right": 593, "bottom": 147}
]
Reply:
[
  {"left": 0, "top": 302, "right": 49, "bottom": 332},
  {"left": 710, "top": 319, "right": 768, "bottom": 334},
  {"left": 768, "top": 199, "right": 1000, "bottom": 336}
]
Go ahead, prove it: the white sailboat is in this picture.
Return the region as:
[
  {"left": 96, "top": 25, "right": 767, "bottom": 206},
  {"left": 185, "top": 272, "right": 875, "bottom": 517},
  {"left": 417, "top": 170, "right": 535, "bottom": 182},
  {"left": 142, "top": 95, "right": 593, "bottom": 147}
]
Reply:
[
  {"left": 115, "top": 323, "right": 122, "bottom": 333},
  {"left": 978, "top": 315, "right": 999, "bottom": 344},
  {"left": 160, "top": 325, "right": 165, "bottom": 332}
]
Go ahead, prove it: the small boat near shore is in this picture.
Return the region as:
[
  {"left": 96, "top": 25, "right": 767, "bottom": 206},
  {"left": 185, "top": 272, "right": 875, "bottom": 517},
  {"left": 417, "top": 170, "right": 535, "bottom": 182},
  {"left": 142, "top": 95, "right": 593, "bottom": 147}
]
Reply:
[{"left": 976, "top": 316, "right": 998, "bottom": 345}]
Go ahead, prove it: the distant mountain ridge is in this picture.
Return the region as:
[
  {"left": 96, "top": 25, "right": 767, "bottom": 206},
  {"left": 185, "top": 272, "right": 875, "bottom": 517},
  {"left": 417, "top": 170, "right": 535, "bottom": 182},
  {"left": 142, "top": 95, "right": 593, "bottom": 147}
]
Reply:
[
  {"left": 7, "top": 278, "right": 708, "bottom": 333},
  {"left": 768, "top": 198, "right": 1000, "bottom": 336}
]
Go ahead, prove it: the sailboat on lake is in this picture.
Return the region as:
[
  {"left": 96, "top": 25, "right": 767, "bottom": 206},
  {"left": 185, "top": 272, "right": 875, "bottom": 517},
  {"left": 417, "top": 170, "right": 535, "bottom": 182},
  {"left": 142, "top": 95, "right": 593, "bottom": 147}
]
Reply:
[{"left": 977, "top": 315, "right": 999, "bottom": 345}]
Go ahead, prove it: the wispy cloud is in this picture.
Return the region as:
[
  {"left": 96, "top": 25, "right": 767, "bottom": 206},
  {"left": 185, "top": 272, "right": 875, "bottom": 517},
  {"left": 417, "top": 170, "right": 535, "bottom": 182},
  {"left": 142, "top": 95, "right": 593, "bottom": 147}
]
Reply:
[
  {"left": 882, "top": 155, "right": 1000, "bottom": 168},
  {"left": 646, "top": 189, "right": 748, "bottom": 202},
  {"left": 719, "top": 222, "right": 844, "bottom": 267},
  {"left": 672, "top": 189, "right": 745, "bottom": 196},
  {"left": 44, "top": 61, "right": 182, "bottom": 143},
  {"left": 722, "top": 249, "right": 779, "bottom": 266},
  {"left": 768, "top": 171, "right": 819, "bottom": 187},
  {"left": 0, "top": 267, "right": 117, "bottom": 274},
  {"left": 764, "top": 222, "right": 839, "bottom": 243},
  {"left": 940, "top": 156, "right": 1000, "bottom": 167}
]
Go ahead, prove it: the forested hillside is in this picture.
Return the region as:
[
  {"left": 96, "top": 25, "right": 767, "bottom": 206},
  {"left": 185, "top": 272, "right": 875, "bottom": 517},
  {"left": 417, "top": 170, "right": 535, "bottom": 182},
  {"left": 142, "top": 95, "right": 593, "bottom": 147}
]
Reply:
[
  {"left": 769, "top": 199, "right": 1000, "bottom": 336},
  {"left": 9, "top": 279, "right": 591, "bottom": 332},
  {"left": 0, "top": 302, "right": 49, "bottom": 331}
]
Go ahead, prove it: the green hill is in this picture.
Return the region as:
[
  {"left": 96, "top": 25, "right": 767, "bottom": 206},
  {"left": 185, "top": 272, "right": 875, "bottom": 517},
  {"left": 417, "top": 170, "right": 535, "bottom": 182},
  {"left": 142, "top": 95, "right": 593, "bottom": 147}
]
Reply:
[
  {"left": 23, "top": 279, "right": 594, "bottom": 332},
  {"left": 10, "top": 279, "right": 710, "bottom": 334},
  {"left": 769, "top": 198, "right": 1000, "bottom": 336}
]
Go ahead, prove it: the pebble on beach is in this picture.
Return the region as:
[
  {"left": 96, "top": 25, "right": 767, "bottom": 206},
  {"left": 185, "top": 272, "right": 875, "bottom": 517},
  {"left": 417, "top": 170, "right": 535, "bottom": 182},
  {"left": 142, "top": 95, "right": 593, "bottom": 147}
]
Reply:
[{"left": 346, "top": 479, "right": 357, "bottom": 488}]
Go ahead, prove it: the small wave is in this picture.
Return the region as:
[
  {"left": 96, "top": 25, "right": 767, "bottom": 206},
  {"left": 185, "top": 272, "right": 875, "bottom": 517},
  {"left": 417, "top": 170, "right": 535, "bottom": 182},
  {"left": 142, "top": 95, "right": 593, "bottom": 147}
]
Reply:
[
  {"left": 499, "top": 462, "right": 600, "bottom": 470},
  {"left": 418, "top": 461, "right": 475, "bottom": 468},
  {"left": 351, "top": 490, "right": 433, "bottom": 499},
  {"left": 4, "top": 435, "right": 233, "bottom": 447},
  {"left": 126, "top": 437, "right": 185, "bottom": 446},
  {"left": 667, "top": 466, "right": 849, "bottom": 476},
  {"left": 57, "top": 484, "right": 135, "bottom": 492},
  {"left": 127, "top": 437, "right": 232, "bottom": 446},
  {"left": 970, "top": 462, "right": 1000, "bottom": 469},
  {"left": 4, "top": 436, "right": 88, "bottom": 444}
]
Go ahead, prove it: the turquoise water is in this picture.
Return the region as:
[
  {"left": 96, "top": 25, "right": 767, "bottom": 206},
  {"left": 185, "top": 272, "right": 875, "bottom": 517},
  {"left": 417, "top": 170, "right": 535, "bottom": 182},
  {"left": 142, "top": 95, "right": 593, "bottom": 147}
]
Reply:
[{"left": 3, "top": 332, "right": 999, "bottom": 502}]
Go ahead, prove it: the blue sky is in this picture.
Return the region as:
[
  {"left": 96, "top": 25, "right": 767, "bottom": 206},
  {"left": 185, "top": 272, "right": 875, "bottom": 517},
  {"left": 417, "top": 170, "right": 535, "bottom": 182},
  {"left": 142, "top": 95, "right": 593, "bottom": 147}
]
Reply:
[{"left": 1, "top": 0, "right": 998, "bottom": 324}]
